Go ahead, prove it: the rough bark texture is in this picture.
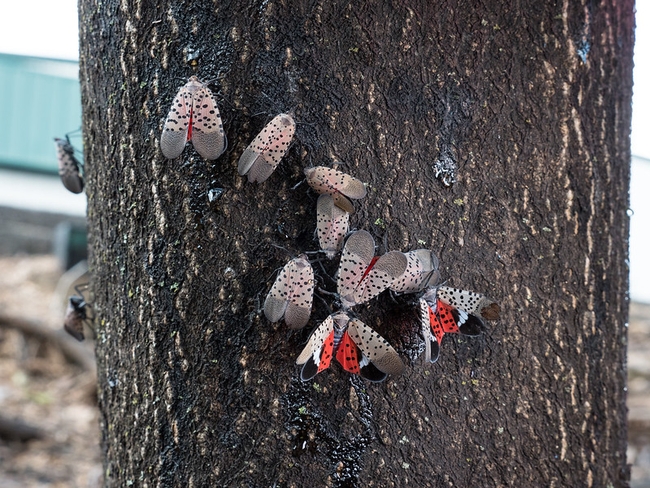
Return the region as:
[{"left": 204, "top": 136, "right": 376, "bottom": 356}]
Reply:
[{"left": 79, "top": 0, "right": 633, "bottom": 486}]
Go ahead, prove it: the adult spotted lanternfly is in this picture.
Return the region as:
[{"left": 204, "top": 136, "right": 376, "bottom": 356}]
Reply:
[
  {"left": 419, "top": 286, "right": 500, "bottom": 363},
  {"left": 160, "top": 76, "right": 226, "bottom": 160},
  {"left": 264, "top": 254, "right": 314, "bottom": 329},
  {"left": 54, "top": 136, "right": 84, "bottom": 194},
  {"left": 296, "top": 312, "right": 405, "bottom": 382},
  {"left": 337, "top": 230, "right": 407, "bottom": 310},
  {"left": 63, "top": 284, "right": 94, "bottom": 342},
  {"left": 316, "top": 194, "right": 350, "bottom": 259},
  {"left": 304, "top": 166, "right": 367, "bottom": 213},
  {"left": 238, "top": 114, "right": 295, "bottom": 183}
]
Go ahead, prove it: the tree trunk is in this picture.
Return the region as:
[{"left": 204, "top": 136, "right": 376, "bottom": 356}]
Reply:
[{"left": 79, "top": 0, "right": 633, "bottom": 486}]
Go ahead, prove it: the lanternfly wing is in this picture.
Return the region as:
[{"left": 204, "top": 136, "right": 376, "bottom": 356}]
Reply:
[
  {"left": 54, "top": 138, "right": 83, "bottom": 194},
  {"left": 337, "top": 231, "right": 407, "bottom": 307},
  {"left": 296, "top": 314, "right": 337, "bottom": 380},
  {"left": 436, "top": 300, "right": 461, "bottom": 334},
  {"left": 190, "top": 78, "right": 226, "bottom": 160},
  {"left": 304, "top": 166, "right": 366, "bottom": 213},
  {"left": 391, "top": 249, "right": 440, "bottom": 294},
  {"left": 160, "top": 76, "right": 226, "bottom": 160},
  {"left": 437, "top": 286, "right": 497, "bottom": 317},
  {"left": 264, "top": 254, "right": 314, "bottom": 329},
  {"left": 238, "top": 114, "right": 295, "bottom": 183},
  {"left": 64, "top": 296, "right": 87, "bottom": 341},
  {"left": 160, "top": 80, "right": 193, "bottom": 158},
  {"left": 337, "top": 230, "right": 376, "bottom": 302},
  {"left": 316, "top": 194, "right": 350, "bottom": 259},
  {"left": 437, "top": 285, "right": 500, "bottom": 334},
  {"left": 349, "top": 250, "right": 407, "bottom": 306},
  {"left": 347, "top": 318, "right": 405, "bottom": 381},
  {"left": 419, "top": 298, "right": 440, "bottom": 363},
  {"left": 304, "top": 166, "right": 367, "bottom": 199},
  {"left": 335, "top": 327, "right": 362, "bottom": 376},
  {"left": 283, "top": 256, "right": 314, "bottom": 329}
]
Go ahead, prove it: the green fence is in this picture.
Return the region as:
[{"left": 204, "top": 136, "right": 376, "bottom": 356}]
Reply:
[{"left": 0, "top": 52, "right": 81, "bottom": 173}]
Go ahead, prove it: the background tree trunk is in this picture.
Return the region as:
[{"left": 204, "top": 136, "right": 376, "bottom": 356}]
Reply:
[{"left": 79, "top": 0, "right": 633, "bottom": 486}]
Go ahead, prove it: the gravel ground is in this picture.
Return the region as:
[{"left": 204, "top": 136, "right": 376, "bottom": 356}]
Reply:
[{"left": 0, "top": 254, "right": 647, "bottom": 486}]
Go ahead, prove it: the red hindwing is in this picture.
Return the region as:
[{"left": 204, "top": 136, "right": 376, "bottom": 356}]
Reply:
[{"left": 335, "top": 332, "right": 361, "bottom": 375}]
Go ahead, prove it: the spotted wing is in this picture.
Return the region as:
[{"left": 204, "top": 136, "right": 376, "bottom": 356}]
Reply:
[
  {"left": 336, "top": 230, "right": 376, "bottom": 306},
  {"left": 239, "top": 114, "right": 295, "bottom": 183},
  {"left": 263, "top": 261, "right": 292, "bottom": 324},
  {"left": 316, "top": 194, "right": 350, "bottom": 259},
  {"left": 437, "top": 286, "right": 498, "bottom": 317},
  {"left": 334, "top": 331, "right": 362, "bottom": 375},
  {"left": 304, "top": 166, "right": 366, "bottom": 212},
  {"left": 391, "top": 249, "right": 440, "bottom": 294},
  {"left": 160, "top": 80, "right": 193, "bottom": 159},
  {"left": 349, "top": 251, "right": 407, "bottom": 306},
  {"left": 189, "top": 78, "right": 226, "bottom": 160},
  {"left": 296, "top": 315, "right": 336, "bottom": 381},
  {"left": 439, "top": 298, "right": 486, "bottom": 336},
  {"left": 347, "top": 318, "right": 405, "bottom": 380},
  {"left": 283, "top": 255, "right": 314, "bottom": 329},
  {"left": 54, "top": 138, "right": 83, "bottom": 194},
  {"left": 437, "top": 286, "right": 498, "bottom": 334},
  {"left": 264, "top": 255, "right": 314, "bottom": 328},
  {"left": 434, "top": 300, "right": 460, "bottom": 335}
]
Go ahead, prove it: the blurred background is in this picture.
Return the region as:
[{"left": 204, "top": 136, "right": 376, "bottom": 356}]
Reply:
[
  {"left": 0, "top": 2, "right": 100, "bottom": 486},
  {"left": 0, "top": 1, "right": 647, "bottom": 487}
]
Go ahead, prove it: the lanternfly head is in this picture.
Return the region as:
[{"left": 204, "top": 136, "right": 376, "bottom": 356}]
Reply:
[
  {"left": 63, "top": 283, "right": 94, "bottom": 342},
  {"left": 63, "top": 295, "right": 88, "bottom": 341}
]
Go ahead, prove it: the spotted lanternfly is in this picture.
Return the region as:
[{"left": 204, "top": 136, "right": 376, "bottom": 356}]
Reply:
[
  {"left": 54, "top": 136, "right": 84, "bottom": 194},
  {"left": 160, "top": 76, "right": 226, "bottom": 160},
  {"left": 63, "top": 285, "right": 93, "bottom": 341},
  {"left": 264, "top": 254, "right": 314, "bottom": 329},
  {"left": 238, "top": 114, "right": 295, "bottom": 183},
  {"left": 316, "top": 194, "right": 350, "bottom": 259},
  {"left": 390, "top": 249, "right": 440, "bottom": 295},
  {"left": 296, "top": 312, "right": 405, "bottom": 382},
  {"left": 419, "top": 286, "right": 500, "bottom": 362},
  {"left": 337, "top": 230, "right": 407, "bottom": 310},
  {"left": 304, "top": 166, "right": 367, "bottom": 213}
]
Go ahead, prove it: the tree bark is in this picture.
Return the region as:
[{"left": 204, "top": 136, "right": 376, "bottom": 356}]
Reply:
[{"left": 79, "top": 0, "right": 633, "bottom": 486}]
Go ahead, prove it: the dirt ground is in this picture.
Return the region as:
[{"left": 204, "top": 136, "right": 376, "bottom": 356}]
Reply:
[
  {"left": 0, "top": 255, "right": 101, "bottom": 487},
  {"left": 627, "top": 301, "right": 650, "bottom": 487},
  {"left": 0, "top": 254, "right": 648, "bottom": 487}
]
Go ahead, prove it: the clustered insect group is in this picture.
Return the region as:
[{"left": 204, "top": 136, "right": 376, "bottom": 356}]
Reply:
[
  {"left": 265, "top": 177, "right": 500, "bottom": 382},
  {"left": 55, "top": 76, "right": 500, "bottom": 381}
]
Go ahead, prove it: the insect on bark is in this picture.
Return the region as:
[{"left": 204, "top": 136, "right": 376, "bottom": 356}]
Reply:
[
  {"left": 296, "top": 311, "right": 405, "bottom": 382},
  {"left": 160, "top": 76, "right": 226, "bottom": 160},
  {"left": 419, "top": 286, "right": 500, "bottom": 363},
  {"left": 304, "top": 166, "right": 367, "bottom": 213},
  {"left": 54, "top": 136, "right": 84, "bottom": 194},
  {"left": 63, "top": 284, "right": 94, "bottom": 341},
  {"left": 238, "top": 114, "right": 295, "bottom": 183},
  {"left": 264, "top": 254, "right": 314, "bottom": 329},
  {"left": 316, "top": 194, "right": 350, "bottom": 259}
]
